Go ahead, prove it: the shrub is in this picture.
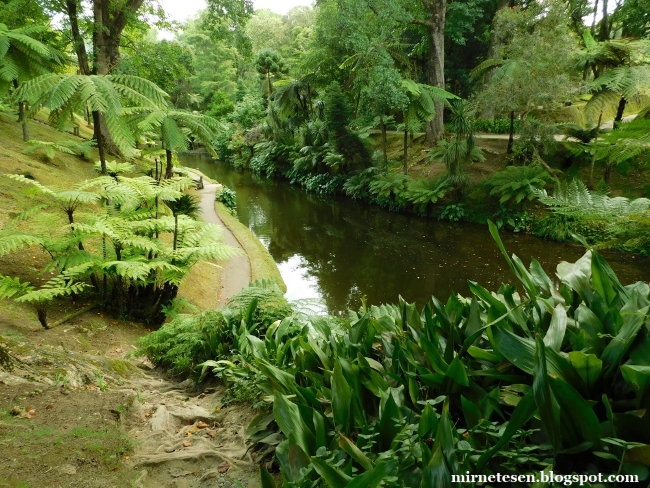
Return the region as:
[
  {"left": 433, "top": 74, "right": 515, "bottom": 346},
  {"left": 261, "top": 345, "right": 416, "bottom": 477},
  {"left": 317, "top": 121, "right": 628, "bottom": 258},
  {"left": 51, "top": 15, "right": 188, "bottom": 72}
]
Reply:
[{"left": 216, "top": 185, "right": 237, "bottom": 215}]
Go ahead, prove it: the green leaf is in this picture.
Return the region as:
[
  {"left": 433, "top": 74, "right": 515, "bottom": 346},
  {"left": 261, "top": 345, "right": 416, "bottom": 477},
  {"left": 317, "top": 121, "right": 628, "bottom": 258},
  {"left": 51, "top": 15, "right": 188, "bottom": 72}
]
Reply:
[
  {"left": 418, "top": 403, "right": 439, "bottom": 439},
  {"left": 568, "top": 351, "right": 602, "bottom": 392},
  {"left": 533, "top": 335, "right": 561, "bottom": 452},
  {"left": 601, "top": 305, "right": 649, "bottom": 369},
  {"left": 260, "top": 467, "right": 276, "bottom": 488},
  {"left": 543, "top": 305, "right": 567, "bottom": 352},
  {"left": 621, "top": 365, "right": 650, "bottom": 393},
  {"left": 310, "top": 457, "right": 352, "bottom": 488},
  {"left": 332, "top": 359, "right": 353, "bottom": 434},
  {"left": 476, "top": 390, "right": 536, "bottom": 471},
  {"left": 273, "top": 392, "right": 315, "bottom": 455},
  {"left": 549, "top": 376, "right": 602, "bottom": 445},
  {"left": 422, "top": 444, "right": 451, "bottom": 488},
  {"left": 444, "top": 356, "right": 469, "bottom": 387},
  {"left": 338, "top": 434, "right": 373, "bottom": 471},
  {"left": 344, "top": 460, "right": 396, "bottom": 488}
]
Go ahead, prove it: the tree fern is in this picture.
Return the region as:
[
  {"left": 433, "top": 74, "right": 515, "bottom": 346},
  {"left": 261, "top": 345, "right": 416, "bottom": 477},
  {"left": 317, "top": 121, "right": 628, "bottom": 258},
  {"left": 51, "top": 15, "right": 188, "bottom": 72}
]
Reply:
[
  {"left": 487, "top": 164, "right": 555, "bottom": 206},
  {"left": 403, "top": 177, "right": 451, "bottom": 215},
  {"left": 23, "top": 139, "right": 94, "bottom": 161}
]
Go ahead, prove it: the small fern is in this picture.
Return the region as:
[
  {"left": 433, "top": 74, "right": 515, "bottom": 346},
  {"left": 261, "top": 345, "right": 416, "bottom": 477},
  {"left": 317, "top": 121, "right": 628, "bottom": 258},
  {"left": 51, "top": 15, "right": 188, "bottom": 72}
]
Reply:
[{"left": 487, "top": 164, "right": 554, "bottom": 206}]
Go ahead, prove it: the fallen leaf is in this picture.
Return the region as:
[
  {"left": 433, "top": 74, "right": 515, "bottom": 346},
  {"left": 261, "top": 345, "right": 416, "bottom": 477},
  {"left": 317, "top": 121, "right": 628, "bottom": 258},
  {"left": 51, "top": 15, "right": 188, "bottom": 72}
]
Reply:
[
  {"left": 182, "top": 440, "right": 191, "bottom": 448},
  {"left": 217, "top": 461, "right": 230, "bottom": 474},
  {"left": 124, "top": 456, "right": 130, "bottom": 460},
  {"left": 207, "top": 430, "right": 216, "bottom": 438},
  {"left": 196, "top": 421, "right": 209, "bottom": 429},
  {"left": 46, "top": 404, "right": 54, "bottom": 410}
]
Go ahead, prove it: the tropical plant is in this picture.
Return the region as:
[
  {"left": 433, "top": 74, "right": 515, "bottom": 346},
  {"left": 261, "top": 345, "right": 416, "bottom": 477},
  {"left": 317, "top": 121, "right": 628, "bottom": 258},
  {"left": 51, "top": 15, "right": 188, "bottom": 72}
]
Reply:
[
  {"left": 22, "top": 139, "right": 94, "bottom": 161},
  {"left": 535, "top": 179, "right": 650, "bottom": 252},
  {"left": 255, "top": 50, "right": 287, "bottom": 96},
  {"left": 15, "top": 73, "right": 168, "bottom": 174},
  {"left": 134, "top": 108, "right": 221, "bottom": 178},
  {"left": 403, "top": 176, "right": 451, "bottom": 216},
  {"left": 0, "top": 173, "right": 239, "bottom": 326},
  {"left": 0, "top": 22, "right": 65, "bottom": 141},
  {"left": 400, "top": 80, "right": 457, "bottom": 174},
  {"left": 216, "top": 185, "right": 237, "bottom": 215},
  {"left": 429, "top": 100, "right": 484, "bottom": 196},
  {"left": 486, "top": 164, "right": 554, "bottom": 209},
  {"left": 145, "top": 223, "right": 650, "bottom": 487}
]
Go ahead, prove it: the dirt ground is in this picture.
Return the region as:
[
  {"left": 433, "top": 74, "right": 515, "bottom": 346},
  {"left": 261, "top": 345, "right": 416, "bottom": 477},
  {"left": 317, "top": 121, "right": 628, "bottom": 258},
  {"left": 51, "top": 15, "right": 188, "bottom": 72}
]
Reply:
[{"left": 0, "top": 315, "right": 262, "bottom": 488}]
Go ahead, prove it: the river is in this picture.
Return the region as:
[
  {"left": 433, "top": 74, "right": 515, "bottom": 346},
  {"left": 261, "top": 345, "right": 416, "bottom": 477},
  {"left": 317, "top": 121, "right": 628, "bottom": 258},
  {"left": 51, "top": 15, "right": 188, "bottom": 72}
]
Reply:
[{"left": 181, "top": 153, "right": 650, "bottom": 315}]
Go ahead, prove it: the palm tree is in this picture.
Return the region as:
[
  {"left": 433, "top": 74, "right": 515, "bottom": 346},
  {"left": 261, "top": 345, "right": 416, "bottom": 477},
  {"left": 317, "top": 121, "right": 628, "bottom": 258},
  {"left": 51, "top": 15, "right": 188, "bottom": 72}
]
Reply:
[
  {"left": 429, "top": 100, "right": 484, "bottom": 197},
  {"left": 15, "top": 73, "right": 168, "bottom": 174},
  {"left": 400, "top": 80, "right": 457, "bottom": 174},
  {"left": 135, "top": 108, "right": 221, "bottom": 178},
  {"left": 0, "top": 23, "right": 65, "bottom": 141}
]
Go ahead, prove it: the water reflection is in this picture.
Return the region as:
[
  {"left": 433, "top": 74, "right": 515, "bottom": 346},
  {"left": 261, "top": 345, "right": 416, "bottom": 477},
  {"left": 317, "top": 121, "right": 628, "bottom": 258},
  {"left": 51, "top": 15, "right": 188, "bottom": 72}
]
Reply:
[{"left": 181, "top": 153, "right": 650, "bottom": 315}]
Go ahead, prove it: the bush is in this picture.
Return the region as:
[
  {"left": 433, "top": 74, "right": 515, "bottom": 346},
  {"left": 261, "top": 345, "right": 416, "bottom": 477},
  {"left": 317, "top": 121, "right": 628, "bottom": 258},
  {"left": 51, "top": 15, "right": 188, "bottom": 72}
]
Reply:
[
  {"left": 216, "top": 185, "right": 237, "bottom": 215},
  {"left": 471, "top": 117, "right": 521, "bottom": 134}
]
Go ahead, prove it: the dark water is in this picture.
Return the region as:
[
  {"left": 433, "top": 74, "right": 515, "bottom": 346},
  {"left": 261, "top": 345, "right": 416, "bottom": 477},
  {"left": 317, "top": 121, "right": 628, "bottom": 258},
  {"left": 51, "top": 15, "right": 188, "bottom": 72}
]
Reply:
[{"left": 181, "top": 153, "right": 650, "bottom": 315}]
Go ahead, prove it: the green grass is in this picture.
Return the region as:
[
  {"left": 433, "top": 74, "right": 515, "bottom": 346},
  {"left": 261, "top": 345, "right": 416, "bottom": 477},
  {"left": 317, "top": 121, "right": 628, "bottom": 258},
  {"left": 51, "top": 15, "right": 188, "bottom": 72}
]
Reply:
[{"left": 215, "top": 201, "right": 286, "bottom": 292}]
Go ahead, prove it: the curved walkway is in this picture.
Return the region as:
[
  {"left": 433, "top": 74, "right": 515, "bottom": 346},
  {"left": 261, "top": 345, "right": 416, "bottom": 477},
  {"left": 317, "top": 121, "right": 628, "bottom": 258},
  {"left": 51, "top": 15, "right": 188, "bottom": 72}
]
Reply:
[{"left": 196, "top": 179, "right": 251, "bottom": 307}]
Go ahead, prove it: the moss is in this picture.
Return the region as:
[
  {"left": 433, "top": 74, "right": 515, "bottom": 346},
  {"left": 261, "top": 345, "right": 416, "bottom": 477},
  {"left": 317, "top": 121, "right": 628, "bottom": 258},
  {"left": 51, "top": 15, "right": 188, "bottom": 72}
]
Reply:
[{"left": 107, "top": 358, "right": 137, "bottom": 378}]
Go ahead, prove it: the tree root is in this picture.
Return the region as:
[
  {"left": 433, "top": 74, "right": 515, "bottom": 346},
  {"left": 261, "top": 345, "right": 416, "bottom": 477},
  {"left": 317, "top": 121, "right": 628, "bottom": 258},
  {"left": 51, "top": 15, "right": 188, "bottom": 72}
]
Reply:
[
  {"left": 49, "top": 303, "right": 99, "bottom": 328},
  {"left": 132, "top": 449, "right": 252, "bottom": 469}
]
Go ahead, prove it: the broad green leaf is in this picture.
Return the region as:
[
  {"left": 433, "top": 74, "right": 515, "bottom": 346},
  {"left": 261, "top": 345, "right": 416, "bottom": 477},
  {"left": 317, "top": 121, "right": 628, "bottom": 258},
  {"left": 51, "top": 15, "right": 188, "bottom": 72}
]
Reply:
[
  {"left": 332, "top": 360, "right": 352, "bottom": 433},
  {"left": 338, "top": 434, "right": 373, "bottom": 471},
  {"left": 601, "top": 305, "right": 649, "bottom": 369},
  {"left": 550, "top": 376, "right": 602, "bottom": 445},
  {"left": 273, "top": 392, "right": 315, "bottom": 455},
  {"left": 260, "top": 467, "right": 276, "bottom": 488},
  {"left": 533, "top": 335, "right": 560, "bottom": 452},
  {"left": 311, "top": 457, "right": 352, "bottom": 488},
  {"left": 344, "top": 460, "right": 396, "bottom": 488},
  {"left": 421, "top": 444, "right": 451, "bottom": 488},
  {"left": 621, "top": 365, "right": 650, "bottom": 393},
  {"left": 568, "top": 351, "right": 602, "bottom": 392},
  {"left": 476, "top": 390, "right": 536, "bottom": 471},
  {"left": 543, "top": 305, "right": 567, "bottom": 352},
  {"left": 418, "top": 403, "right": 439, "bottom": 439},
  {"left": 444, "top": 356, "right": 469, "bottom": 387},
  {"left": 433, "top": 399, "right": 459, "bottom": 476}
]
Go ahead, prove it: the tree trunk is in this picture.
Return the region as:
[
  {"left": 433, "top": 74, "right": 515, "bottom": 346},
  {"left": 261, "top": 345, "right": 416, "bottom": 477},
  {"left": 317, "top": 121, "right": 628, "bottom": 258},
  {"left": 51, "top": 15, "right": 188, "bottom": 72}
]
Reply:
[
  {"left": 267, "top": 72, "right": 273, "bottom": 95},
  {"left": 65, "top": 0, "right": 90, "bottom": 75},
  {"left": 36, "top": 306, "right": 50, "bottom": 329},
  {"left": 165, "top": 149, "right": 174, "bottom": 178},
  {"left": 598, "top": 0, "right": 609, "bottom": 41},
  {"left": 381, "top": 116, "right": 388, "bottom": 171},
  {"left": 590, "top": 0, "right": 599, "bottom": 36},
  {"left": 173, "top": 214, "right": 179, "bottom": 251},
  {"left": 92, "top": 111, "right": 107, "bottom": 174},
  {"left": 614, "top": 97, "right": 626, "bottom": 128},
  {"left": 590, "top": 111, "right": 603, "bottom": 187},
  {"left": 507, "top": 111, "right": 515, "bottom": 154},
  {"left": 422, "top": 0, "right": 446, "bottom": 146},
  {"left": 604, "top": 162, "right": 613, "bottom": 183},
  {"left": 403, "top": 130, "right": 408, "bottom": 175},
  {"left": 13, "top": 79, "right": 29, "bottom": 142}
]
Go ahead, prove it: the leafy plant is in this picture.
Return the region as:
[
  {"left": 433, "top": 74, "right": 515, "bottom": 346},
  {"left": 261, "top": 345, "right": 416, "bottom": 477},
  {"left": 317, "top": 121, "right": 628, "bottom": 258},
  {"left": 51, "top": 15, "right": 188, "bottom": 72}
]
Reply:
[
  {"left": 439, "top": 203, "right": 466, "bottom": 222},
  {"left": 22, "top": 139, "right": 95, "bottom": 161},
  {"left": 486, "top": 164, "right": 554, "bottom": 208},
  {"left": 491, "top": 205, "right": 534, "bottom": 232},
  {"left": 216, "top": 185, "right": 237, "bottom": 215},
  {"left": 403, "top": 176, "right": 451, "bottom": 216}
]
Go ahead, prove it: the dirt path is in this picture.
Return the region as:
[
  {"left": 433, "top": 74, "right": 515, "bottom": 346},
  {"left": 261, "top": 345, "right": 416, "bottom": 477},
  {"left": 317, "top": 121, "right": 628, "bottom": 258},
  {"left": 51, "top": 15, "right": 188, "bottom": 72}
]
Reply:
[{"left": 196, "top": 179, "right": 251, "bottom": 307}]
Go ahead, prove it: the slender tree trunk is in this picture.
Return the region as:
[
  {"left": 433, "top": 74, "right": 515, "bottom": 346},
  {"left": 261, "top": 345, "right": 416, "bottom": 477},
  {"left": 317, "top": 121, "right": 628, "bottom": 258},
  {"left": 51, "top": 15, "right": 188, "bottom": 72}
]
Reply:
[
  {"left": 13, "top": 80, "right": 29, "bottom": 142},
  {"left": 65, "top": 0, "right": 90, "bottom": 75},
  {"left": 604, "top": 163, "right": 613, "bottom": 183},
  {"left": 36, "top": 306, "right": 49, "bottom": 329},
  {"left": 507, "top": 111, "right": 515, "bottom": 154},
  {"left": 590, "top": 0, "right": 599, "bottom": 36},
  {"left": 614, "top": 97, "right": 626, "bottom": 128},
  {"left": 403, "top": 130, "right": 409, "bottom": 175},
  {"left": 267, "top": 72, "right": 273, "bottom": 95},
  {"left": 598, "top": 0, "right": 609, "bottom": 41},
  {"left": 380, "top": 116, "right": 388, "bottom": 171},
  {"left": 92, "top": 111, "right": 107, "bottom": 174},
  {"left": 590, "top": 111, "right": 603, "bottom": 186},
  {"left": 165, "top": 149, "right": 174, "bottom": 178},
  {"left": 173, "top": 214, "right": 179, "bottom": 252},
  {"left": 420, "top": 0, "right": 446, "bottom": 146}
]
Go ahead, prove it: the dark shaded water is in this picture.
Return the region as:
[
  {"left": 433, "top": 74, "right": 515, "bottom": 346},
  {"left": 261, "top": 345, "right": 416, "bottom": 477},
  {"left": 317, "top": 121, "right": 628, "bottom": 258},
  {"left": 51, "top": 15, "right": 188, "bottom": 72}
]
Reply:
[{"left": 181, "top": 153, "right": 650, "bottom": 315}]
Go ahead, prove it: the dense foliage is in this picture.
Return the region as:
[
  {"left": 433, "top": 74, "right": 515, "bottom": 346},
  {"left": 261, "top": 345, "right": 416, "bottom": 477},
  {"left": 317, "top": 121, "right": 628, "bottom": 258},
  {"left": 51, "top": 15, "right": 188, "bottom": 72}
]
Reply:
[{"left": 139, "top": 227, "right": 650, "bottom": 486}]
